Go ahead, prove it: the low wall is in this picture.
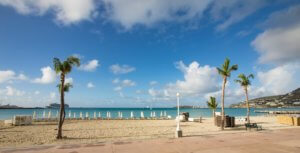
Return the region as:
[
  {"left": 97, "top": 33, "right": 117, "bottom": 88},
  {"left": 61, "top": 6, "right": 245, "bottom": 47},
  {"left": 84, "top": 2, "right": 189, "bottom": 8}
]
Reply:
[
  {"left": 13, "top": 115, "right": 32, "bottom": 126},
  {"left": 277, "top": 115, "right": 300, "bottom": 126}
]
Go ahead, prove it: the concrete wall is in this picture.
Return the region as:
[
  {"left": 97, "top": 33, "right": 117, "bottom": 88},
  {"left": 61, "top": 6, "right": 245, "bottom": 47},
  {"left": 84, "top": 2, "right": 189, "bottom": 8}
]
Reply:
[{"left": 277, "top": 115, "right": 300, "bottom": 126}]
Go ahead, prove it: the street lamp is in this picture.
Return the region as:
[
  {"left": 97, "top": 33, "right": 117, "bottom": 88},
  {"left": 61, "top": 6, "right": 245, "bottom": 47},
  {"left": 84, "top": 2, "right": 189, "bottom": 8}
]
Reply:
[{"left": 175, "top": 92, "right": 182, "bottom": 138}]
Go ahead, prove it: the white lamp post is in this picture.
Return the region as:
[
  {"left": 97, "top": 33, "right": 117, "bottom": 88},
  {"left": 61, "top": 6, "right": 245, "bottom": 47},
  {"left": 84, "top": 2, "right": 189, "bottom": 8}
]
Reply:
[{"left": 175, "top": 92, "right": 182, "bottom": 138}]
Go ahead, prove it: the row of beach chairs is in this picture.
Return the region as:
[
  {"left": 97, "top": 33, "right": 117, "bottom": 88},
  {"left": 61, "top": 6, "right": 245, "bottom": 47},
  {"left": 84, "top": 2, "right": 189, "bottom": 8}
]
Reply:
[{"left": 32, "top": 111, "right": 172, "bottom": 121}]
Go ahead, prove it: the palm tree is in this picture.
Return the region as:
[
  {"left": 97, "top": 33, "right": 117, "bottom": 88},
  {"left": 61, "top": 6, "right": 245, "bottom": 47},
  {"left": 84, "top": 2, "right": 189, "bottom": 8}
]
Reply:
[
  {"left": 57, "top": 83, "right": 73, "bottom": 93},
  {"left": 207, "top": 96, "right": 218, "bottom": 122},
  {"left": 53, "top": 56, "right": 80, "bottom": 139},
  {"left": 235, "top": 73, "right": 254, "bottom": 124},
  {"left": 217, "top": 58, "right": 238, "bottom": 130},
  {"left": 57, "top": 83, "right": 73, "bottom": 124}
]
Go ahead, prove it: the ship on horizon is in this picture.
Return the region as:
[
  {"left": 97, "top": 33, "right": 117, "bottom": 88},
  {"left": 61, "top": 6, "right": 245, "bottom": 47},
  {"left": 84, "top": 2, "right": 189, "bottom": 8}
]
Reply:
[{"left": 46, "top": 103, "right": 69, "bottom": 109}]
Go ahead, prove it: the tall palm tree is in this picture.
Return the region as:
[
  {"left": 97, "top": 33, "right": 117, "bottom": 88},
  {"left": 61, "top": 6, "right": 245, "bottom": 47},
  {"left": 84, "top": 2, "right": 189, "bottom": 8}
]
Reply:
[
  {"left": 235, "top": 73, "right": 254, "bottom": 124},
  {"left": 217, "top": 58, "right": 238, "bottom": 130},
  {"left": 53, "top": 56, "right": 80, "bottom": 139},
  {"left": 207, "top": 96, "right": 218, "bottom": 121}
]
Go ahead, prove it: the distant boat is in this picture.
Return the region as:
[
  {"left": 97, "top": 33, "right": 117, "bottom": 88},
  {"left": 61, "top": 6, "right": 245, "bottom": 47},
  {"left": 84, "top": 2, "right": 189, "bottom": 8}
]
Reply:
[{"left": 46, "top": 103, "right": 69, "bottom": 109}]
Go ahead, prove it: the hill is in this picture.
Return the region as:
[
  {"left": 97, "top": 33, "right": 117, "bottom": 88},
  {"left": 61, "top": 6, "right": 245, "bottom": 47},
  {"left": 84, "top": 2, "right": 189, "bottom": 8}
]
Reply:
[{"left": 230, "top": 88, "right": 300, "bottom": 108}]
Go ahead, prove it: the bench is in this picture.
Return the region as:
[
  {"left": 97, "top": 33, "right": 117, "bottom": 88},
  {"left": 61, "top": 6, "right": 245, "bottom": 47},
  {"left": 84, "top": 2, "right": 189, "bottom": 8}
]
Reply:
[{"left": 245, "top": 123, "right": 262, "bottom": 131}]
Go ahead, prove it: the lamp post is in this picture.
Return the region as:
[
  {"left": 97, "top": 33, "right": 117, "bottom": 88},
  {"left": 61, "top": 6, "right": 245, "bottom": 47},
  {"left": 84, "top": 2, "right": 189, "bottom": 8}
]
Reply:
[{"left": 175, "top": 92, "right": 182, "bottom": 138}]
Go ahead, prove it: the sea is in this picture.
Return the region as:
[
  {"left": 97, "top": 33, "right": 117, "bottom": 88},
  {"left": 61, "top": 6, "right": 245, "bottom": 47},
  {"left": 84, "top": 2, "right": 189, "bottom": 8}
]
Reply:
[{"left": 1, "top": 107, "right": 300, "bottom": 120}]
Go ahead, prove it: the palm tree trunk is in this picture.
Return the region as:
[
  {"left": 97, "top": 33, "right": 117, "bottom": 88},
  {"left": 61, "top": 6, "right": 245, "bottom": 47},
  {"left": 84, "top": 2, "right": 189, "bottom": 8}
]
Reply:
[
  {"left": 57, "top": 73, "right": 65, "bottom": 139},
  {"left": 221, "top": 77, "right": 226, "bottom": 130},
  {"left": 245, "top": 87, "right": 250, "bottom": 124},
  {"left": 213, "top": 109, "right": 216, "bottom": 125}
]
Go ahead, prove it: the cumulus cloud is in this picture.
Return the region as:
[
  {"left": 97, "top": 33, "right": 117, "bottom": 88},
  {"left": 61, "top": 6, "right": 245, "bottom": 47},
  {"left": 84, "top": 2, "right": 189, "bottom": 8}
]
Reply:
[
  {"left": 4, "top": 86, "right": 25, "bottom": 96},
  {"left": 148, "top": 61, "right": 220, "bottom": 102},
  {"left": 87, "top": 82, "right": 95, "bottom": 88},
  {"left": 79, "top": 60, "right": 99, "bottom": 72},
  {"left": 113, "top": 79, "right": 136, "bottom": 92},
  {"left": 0, "top": 70, "right": 27, "bottom": 83},
  {"left": 257, "top": 64, "right": 300, "bottom": 95},
  {"left": 122, "top": 79, "right": 136, "bottom": 87},
  {"left": 0, "top": 70, "right": 15, "bottom": 83},
  {"left": 110, "top": 64, "right": 135, "bottom": 74},
  {"left": 33, "top": 66, "right": 56, "bottom": 84},
  {"left": 102, "top": 0, "right": 212, "bottom": 29},
  {"left": 168, "top": 61, "right": 220, "bottom": 95},
  {"left": 252, "top": 5, "right": 300, "bottom": 64},
  {"left": 0, "top": 0, "right": 98, "bottom": 25}
]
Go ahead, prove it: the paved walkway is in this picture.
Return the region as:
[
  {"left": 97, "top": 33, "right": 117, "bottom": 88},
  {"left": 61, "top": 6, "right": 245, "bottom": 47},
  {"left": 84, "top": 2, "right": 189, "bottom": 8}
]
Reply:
[{"left": 1, "top": 128, "right": 300, "bottom": 153}]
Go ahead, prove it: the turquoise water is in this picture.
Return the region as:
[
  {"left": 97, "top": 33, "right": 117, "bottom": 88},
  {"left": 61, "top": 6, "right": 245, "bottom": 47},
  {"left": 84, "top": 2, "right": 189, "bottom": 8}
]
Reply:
[{"left": 1, "top": 107, "right": 300, "bottom": 120}]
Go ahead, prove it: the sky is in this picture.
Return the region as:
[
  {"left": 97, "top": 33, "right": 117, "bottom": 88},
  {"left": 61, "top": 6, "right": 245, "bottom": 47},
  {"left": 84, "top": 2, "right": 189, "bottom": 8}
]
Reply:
[{"left": 0, "top": 0, "right": 300, "bottom": 108}]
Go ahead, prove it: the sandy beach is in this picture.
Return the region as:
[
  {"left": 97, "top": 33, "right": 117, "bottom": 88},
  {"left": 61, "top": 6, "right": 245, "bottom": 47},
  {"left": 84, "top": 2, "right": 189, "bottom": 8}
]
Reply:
[{"left": 0, "top": 116, "right": 299, "bottom": 148}]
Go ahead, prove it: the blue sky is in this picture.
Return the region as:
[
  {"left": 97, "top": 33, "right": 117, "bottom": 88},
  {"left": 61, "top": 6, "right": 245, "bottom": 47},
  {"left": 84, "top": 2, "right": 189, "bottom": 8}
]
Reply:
[{"left": 0, "top": 0, "right": 300, "bottom": 107}]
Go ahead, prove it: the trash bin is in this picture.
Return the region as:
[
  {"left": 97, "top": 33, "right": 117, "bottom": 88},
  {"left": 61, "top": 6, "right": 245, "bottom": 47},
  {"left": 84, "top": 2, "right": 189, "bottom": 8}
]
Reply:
[
  {"left": 180, "top": 112, "right": 189, "bottom": 121},
  {"left": 230, "top": 117, "right": 235, "bottom": 127},
  {"left": 216, "top": 115, "right": 234, "bottom": 127}
]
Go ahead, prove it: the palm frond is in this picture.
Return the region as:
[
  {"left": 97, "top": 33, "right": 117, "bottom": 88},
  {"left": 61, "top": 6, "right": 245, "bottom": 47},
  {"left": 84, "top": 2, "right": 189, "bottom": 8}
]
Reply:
[
  {"left": 229, "top": 64, "right": 238, "bottom": 73},
  {"left": 53, "top": 58, "right": 62, "bottom": 74},
  {"left": 234, "top": 79, "right": 242, "bottom": 84},
  {"left": 207, "top": 96, "right": 218, "bottom": 109},
  {"left": 248, "top": 74, "right": 254, "bottom": 79},
  {"left": 57, "top": 83, "right": 73, "bottom": 92},
  {"left": 67, "top": 56, "right": 80, "bottom": 67},
  {"left": 222, "top": 58, "right": 230, "bottom": 72},
  {"left": 217, "top": 58, "right": 238, "bottom": 78},
  {"left": 63, "top": 61, "right": 72, "bottom": 74},
  {"left": 235, "top": 73, "right": 254, "bottom": 87},
  {"left": 216, "top": 68, "right": 226, "bottom": 76}
]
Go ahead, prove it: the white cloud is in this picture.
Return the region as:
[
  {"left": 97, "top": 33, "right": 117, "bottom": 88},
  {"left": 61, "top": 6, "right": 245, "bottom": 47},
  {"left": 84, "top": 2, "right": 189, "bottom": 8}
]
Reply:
[
  {"left": 210, "top": 0, "right": 267, "bottom": 31},
  {"left": 103, "top": 0, "right": 212, "bottom": 29},
  {"left": 113, "top": 79, "right": 136, "bottom": 91},
  {"left": 0, "top": 70, "right": 27, "bottom": 83},
  {"left": 257, "top": 64, "right": 300, "bottom": 95},
  {"left": 252, "top": 5, "right": 300, "bottom": 64},
  {"left": 87, "top": 82, "right": 95, "bottom": 88},
  {"left": 65, "top": 77, "right": 73, "bottom": 84},
  {"left": 0, "top": 0, "right": 274, "bottom": 31},
  {"left": 110, "top": 64, "right": 136, "bottom": 74},
  {"left": 5, "top": 86, "right": 25, "bottom": 96},
  {"left": 0, "top": 0, "right": 98, "bottom": 25},
  {"left": 114, "top": 86, "right": 122, "bottom": 91},
  {"left": 122, "top": 79, "right": 136, "bottom": 87},
  {"left": 149, "top": 81, "right": 158, "bottom": 86},
  {"left": 34, "top": 91, "right": 40, "bottom": 95},
  {"left": 148, "top": 61, "right": 220, "bottom": 102},
  {"left": 33, "top": 66, "right": 56, "bottom": 84},
  {"left": 0, "top": 70, "right": 16, "bottom": 83},
  {"left": 167, "top": 61, "right": 220, "bottom": 96},
  {"left": 17, "top": 74, "right": 27, "bottom": 80},
  {"left": 79, "top": 59, "right": 99, "bottom": 72}
]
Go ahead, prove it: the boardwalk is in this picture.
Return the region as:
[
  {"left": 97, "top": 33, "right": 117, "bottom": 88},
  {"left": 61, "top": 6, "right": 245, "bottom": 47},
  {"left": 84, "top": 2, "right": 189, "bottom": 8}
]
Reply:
[{"left": 1, "top": 128, "right": 300, "bottom": 153}]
